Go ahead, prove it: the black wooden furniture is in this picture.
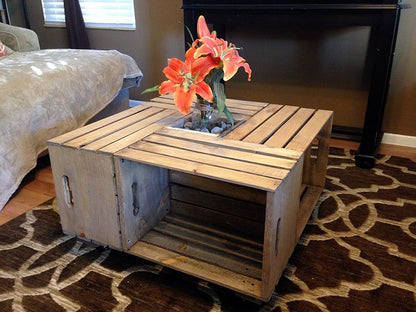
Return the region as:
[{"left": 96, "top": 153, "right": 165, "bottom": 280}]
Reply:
[{"left": 182, "top": 0, "right": 408, "bottom": 168}]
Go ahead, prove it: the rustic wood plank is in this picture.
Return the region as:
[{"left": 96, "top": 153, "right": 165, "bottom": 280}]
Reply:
[
  {"left": 243, "top": 105, "right": 299, "bottom": 144},
  {"left": 99, "top": 112, "right": 183, "bottom": 154},
  {"left": 115, "top": 148, "right": 281, "bottom": 191},
  {"left": 83, "top": 109, "right": 177, "bottom": 152},
  {"left": 170, "top": 183, "right": 265, "bottom": 222},
  {"left": 143, "top": 134, "right": 295, "bottom": 171},
  {"left": 261, "top": 154, "right": 304, "bottom": 299},
  {"left": 170, "top": 200, "right": 265, "bottom": 241},
  {"left": 170, "top": 171, "right": 266, "bottom": 205},
  {"left": 164, "top": 214, "right": 263, "bottom": 251},
  {"left": 141, "top": 230, "right": 262, "bottom": 279},
  {"left": 48, "top": 104, "right": 151, "bottom": 145},
  {"left": 264, "top": 108, "right": 315, "bottom": 148},
  {"left": 152, "top": 95, "right": 260, "bottom": 116},
  {"left": 155, "top": 127, "right": 301, "bottom": 161},
  {"left": 287, "top": 110, "right": 333, "bottom": 189},
  {"left": 65, "top": 106, "right": 164, "bottom": 148},
  {"left": 48, "top": 145, "right": 121, "bottom": 249},
  {"left": 154, "top": 220, "right": 263, "bottom": 263},
  {"left": 285, "top": 110, "right": 334, "bottom": 152},
  {"left": 133, "top": 139, "right": 290, "bottom": 179},
  {"left": 114, "top": 159, "right": 170, "bottom": 250},
  {"left": 225, "top": 98, "right": 270, "bottom": 108},
  {"left": 297, "top": 186, "right": 322, "bottom": 241},
  {"left": 157, "top": 94, "right": 268, "bottom": 109},
  {"left": 128, "top": 241, "right": 264, "bottom": 299},
  {"left": 224, "top": 104, "right": 283, "bottom": 141}
]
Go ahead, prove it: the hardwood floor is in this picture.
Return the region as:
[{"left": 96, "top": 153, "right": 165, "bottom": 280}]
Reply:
[
  {"left": 0, "top": 139, "right": 415, "bottom": 227},
  {"left": 0, "top": 166, "right": 55, "bottom": 226}
]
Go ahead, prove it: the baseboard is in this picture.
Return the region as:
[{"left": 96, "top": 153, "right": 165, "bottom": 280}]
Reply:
[
  {"left": 382, "top": 133, "right": 416, "bottom": 148},
  {"left": 129, "top": 99, "right": 144, "bottom": 107}
]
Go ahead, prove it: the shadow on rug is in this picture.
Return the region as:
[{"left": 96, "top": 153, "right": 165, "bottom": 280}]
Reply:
[{"left": 1, "top": 148, "right": 415, "bottom": 311}]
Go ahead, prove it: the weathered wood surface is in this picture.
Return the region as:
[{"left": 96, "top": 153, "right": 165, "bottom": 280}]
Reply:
[{"left": 48, "top": 96, "right": 333, "bottom": 302}]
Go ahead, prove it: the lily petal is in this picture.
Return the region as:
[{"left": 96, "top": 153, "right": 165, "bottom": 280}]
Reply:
[
  {"left": 195, "top": 81, "right": 214, "bottom": 103},
  {"left": 197, "top": 15, "right": 211, "bottom": 38},
  {"left": 184, "top": 45, "right": 197, "bottom": 69},
  {"left": 167, "top": 58, "right": 184, "bottom": 73},
  {"left": 222, "top": 61, "right": 240, "bottom": 81},
  {"left": 163, "top": 58, "right": 185, "bottom": 84},
  {"left": 242, "top": 62, "right": 252, "bottom": 81},
  {"left": 174, "top": 85, "right": 196, "bottom": 114},
  {"left": 159, "top": 80, "right": 176, "bottom": 95},
  {"left": 192, "top": 55, "right": 220, "bottom": 82}
]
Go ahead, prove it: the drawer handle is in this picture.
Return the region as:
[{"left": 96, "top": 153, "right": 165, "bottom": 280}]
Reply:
[{"left": 62, "top": 175, "right": 74, "bottom": 208}]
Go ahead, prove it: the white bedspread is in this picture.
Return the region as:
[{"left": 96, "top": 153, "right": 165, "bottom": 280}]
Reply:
[{"left": 0, "top": 49, "right": 143, "bottom": 210}]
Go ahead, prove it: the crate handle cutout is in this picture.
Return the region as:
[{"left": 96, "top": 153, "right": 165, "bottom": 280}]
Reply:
[
  {"left": 275, "top": 217, "right": 281, "bottom": 256},
  {"left": 62, "top": 175, "right": 74, "bottom": 208},
  {"left": 131, "top": 182, "right": 140, "bottom": 216}
]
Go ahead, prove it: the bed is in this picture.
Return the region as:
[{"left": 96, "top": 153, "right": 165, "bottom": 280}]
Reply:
[{"left": 0, "top": 23, "right": 143, "bottom": 210}]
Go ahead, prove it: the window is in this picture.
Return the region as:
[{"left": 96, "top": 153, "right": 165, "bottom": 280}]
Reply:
[{"left": 41, "top": 0, "right": 136, "bottom": 30}]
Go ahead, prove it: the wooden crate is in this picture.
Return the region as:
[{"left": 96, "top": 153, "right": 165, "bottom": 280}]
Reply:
[
  {"left": 48, "top": 96, "right": 333, "bottom": 301},
  {"left": 114, "top": 127, "right": 304, "bottom": 301},
  {"left": 47, "top": 103, "right": 182, "bottom": 249}
]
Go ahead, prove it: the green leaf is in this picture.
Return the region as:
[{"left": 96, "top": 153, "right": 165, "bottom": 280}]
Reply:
[
  {"left": 213, "top": 81, "right": 225, "bottom": 115},
  {"left": 141, "top": 85, "right": 160, "bottom": 94},
  {"left": 210, "top": 68, "right": 224, "bottom": 83},
  {"left": 223, "top": 106, "right": 235, "bottom": 126}
]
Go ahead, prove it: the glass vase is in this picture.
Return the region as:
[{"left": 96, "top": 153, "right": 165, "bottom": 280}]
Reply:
[{"left": 192, "top": 96, "right": 218, "bottom": 131}]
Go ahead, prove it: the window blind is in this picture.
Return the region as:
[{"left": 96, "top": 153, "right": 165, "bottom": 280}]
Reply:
[{"left": 41, "top": 0, "right": 136, "bottom": 30}]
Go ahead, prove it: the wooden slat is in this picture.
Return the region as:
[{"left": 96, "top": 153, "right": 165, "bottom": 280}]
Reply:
[
  {"left": 99, "top": 112, "right": 183, "bottom": 154},
  {"left": 243, "top": 106, "right": 299, "bottom": 144},
  {"left": 115, "top": 148, "right": 281, "bottom": 191},
  {"left": 48, "top": 145, "right": 122, "bottom": 249},
  {"left": 297, "top": 186, "right": 322, "bottom": 240},
  {"left": 83, "top": 109, "right": 177, "bottom": 152},
  {"left": 65, "top": 106, "right": 164, "bottom": 148},
  {"left": 48, "top": 104, "right": 150, "bottom": 145},
  {"left": 128, "top": 241, "right": 263, "bottom": 299},
  {"left": 264, "top": 108, "right": 315, "bottom": 148},
  {"left": 224, "top": 104, "right": 283, "bottom": 141},
  {"left": 223, "top": 102, "right": 267, "bottom": 112},
  {"left": 141, "top": 231, "right": 262, "bottom": 279},
  {"left": 114, "top": 159, "right": 170, "bottom": 250},
  {"left": 156, "top": 127, "right": 301, "bottom": 160},
  {"left": 135, "top": 138, "right": 291, "bottom": 178},
  {"left": 164, "top": 214, "right": 263, "bottom": 250},
  {"left": 134, "top": 141, "right": 289, "bottom": 179},
  {"left": 170, "top": 200, "right": 264, "bottom": 241},
  {"left": 261, "top": 153, "right": 303, "bottom": 298},
  {"left": 149, "top": 97, "right": 179, "bottom": 109},
  {"left": 154, "top": 220, "right": 263, "bottom": 263},
  {"left": 157, "top": 94, "right": 268, "bottom": 109},
  {"left": 152, "top": 95, "right": 261, "bottom": 116},
  {"left": 170, "top": 171, "right": 266, "bottom": 205},
  {"left": 225, "top": 98, "right": 270, "bottom": 108},
  {"left": 285, "top": 110, "right": 334, "bottom": 152},
  {"left": 170, "top": 183, "right": 265, "bottom": 222}
]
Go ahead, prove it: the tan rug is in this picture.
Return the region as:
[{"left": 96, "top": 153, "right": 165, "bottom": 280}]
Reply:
[{"left": 1, "top": 148, "right": 415, "bottom": 311}]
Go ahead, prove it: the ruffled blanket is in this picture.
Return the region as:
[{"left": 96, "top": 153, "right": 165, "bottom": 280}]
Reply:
[{"left": 0, "top": 49, "right": 143, "bottom": 210}]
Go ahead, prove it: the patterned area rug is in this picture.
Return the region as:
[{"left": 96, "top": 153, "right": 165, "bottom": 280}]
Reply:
[{"left": 1, "top": 148, "right": 415, "bottom": 312}]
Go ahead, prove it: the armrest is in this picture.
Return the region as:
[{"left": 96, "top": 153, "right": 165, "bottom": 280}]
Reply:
[{"left": 0, "top": 22, "right": 40, "bottom": 52}]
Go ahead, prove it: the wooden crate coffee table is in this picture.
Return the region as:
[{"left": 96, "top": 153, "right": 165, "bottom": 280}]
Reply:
[{"left": 48, "top": 96, "right": 333, "bottom": 302}]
